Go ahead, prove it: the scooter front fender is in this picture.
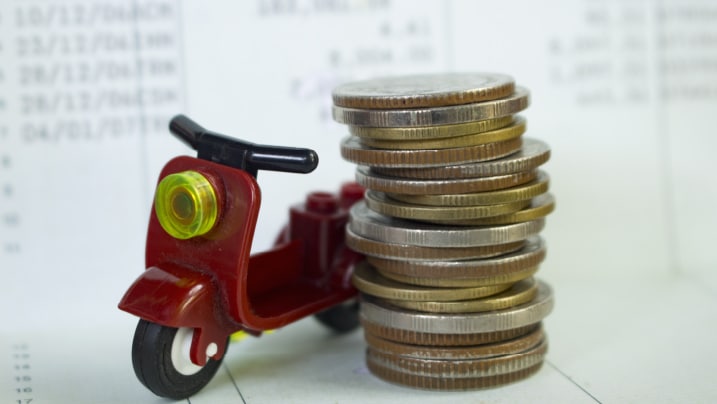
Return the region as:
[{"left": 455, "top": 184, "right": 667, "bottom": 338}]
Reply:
[{"left": 118, "top": 263, "right": 237, "bottom": 365}]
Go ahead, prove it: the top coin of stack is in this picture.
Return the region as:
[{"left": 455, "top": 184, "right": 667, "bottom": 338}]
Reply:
[{"left": 331, "top": 73, "right": 555, "bottom": 391}]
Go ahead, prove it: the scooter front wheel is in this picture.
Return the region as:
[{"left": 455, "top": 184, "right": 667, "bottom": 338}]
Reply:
[{"left": 131, "top": 319, "right": 226, "bottom": 399}]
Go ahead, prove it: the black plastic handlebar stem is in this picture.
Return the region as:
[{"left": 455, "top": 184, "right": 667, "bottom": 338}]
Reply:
[{"left": 168, "top": 114, "right": 318, "bottom": 178}]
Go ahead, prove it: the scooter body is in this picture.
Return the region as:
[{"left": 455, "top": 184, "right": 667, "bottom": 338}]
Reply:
[{"left": 118, "top": 115, "right": 364, "bottom": 399}]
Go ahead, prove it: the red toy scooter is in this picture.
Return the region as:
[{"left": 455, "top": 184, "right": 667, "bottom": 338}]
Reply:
[{"left": 118, "top": 115, "right": 364, "bottom": 399}]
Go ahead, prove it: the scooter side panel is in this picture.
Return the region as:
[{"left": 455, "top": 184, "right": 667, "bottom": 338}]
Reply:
[{"left": 145, "top": 156, "right": 261, "bottom": 331}]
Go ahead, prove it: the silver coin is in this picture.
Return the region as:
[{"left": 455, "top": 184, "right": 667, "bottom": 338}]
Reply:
[
  {"left": 366, "top": 337, "right": 547, "bottom": 378},
  {"left": 356, "top": 166, "right": 538, "bottom": 195},
  {"left": 332, "top": 87, "right": 530, "bottom": 127},
  {"left": 360, "top": 280, "right": 553, "bottom": 334},
  {"left": 345, "top": 227, "right": 526, "bottom": 262},
  {"left": 364, "top": 324, "right": 545, "bottom": 360},
  {"left": 349, "top": 201, "right": 545, "bottom": 247},
  {"left": 373, "top": 138, "right": 550, "bottom": 179},
  {"left": 332, "top": 73, "right": 515, "bottom": 109}
]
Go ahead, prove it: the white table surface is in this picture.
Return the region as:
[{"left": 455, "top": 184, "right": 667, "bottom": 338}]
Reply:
[{"left": 3, "top": 273, "right": 715, "bottom": 403}]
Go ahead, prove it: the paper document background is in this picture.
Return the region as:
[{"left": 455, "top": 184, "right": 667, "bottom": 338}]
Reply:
[{"left": 1, "top": 1, "right": 716, "bottom": 403}]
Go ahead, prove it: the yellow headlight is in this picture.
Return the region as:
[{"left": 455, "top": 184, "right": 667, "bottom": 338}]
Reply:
[{"left": 155, "top": 170, "right": 218, "bottom": 239}]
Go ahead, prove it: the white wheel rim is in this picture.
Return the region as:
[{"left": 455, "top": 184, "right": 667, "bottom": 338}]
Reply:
[{"left": 170, "top": 327, "right": 204, "bottom": 376}]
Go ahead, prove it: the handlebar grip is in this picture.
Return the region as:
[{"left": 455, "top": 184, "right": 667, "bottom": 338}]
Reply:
[
  {"left": 169, "top": 114, "right": 204, "bottom": 149},
  {"left": 247, "top": 145, "right": 318, "bottom": 174}
]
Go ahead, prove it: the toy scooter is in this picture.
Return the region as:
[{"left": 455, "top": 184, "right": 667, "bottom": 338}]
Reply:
[{"left": 118, "top": 115, "right": 364, "bottom": 399}]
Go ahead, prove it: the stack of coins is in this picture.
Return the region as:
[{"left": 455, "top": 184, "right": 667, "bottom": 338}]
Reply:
[{"left": 331, "top": 73, "right": 555, "bottom": 390}]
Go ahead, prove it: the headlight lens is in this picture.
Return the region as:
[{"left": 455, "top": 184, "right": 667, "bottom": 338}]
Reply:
[{"left": 155, "top": 170, "right": 218, "bottom": 239}]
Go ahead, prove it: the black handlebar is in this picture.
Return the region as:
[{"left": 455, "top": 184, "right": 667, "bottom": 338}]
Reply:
[{"left": 168, "top": 114, "right": 318, "bottom": 178}]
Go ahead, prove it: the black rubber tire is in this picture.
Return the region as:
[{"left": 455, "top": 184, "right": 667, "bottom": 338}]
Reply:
[
  {"left": 131, "top": 320, "right": 225, "bottom": 399},
  {"left": 314, "top": 299, "right": 360, "bottom": 333}
]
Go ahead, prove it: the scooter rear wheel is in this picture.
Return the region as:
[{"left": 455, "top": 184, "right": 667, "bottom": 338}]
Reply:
[
  {"left": 314, "top": 299, "right": 360, "bottom": 333},
  {"left": 131, "top": 319, "right": 226, "bottom": 399}
]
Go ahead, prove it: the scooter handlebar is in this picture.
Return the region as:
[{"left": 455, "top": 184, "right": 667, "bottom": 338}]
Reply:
[{"left": 168, "top": 114, "right": 318, "bottom": 176}]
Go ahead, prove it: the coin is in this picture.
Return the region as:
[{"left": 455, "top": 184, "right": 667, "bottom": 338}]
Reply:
[
  {"left": 360, "top": 280, "right": 553, "bottom": 334},
  {"left": 332, "top": 87, "right": 530, "bottom": 127},
  {"left": 367, "top": 337, "right": 547, "bottom": 378},
  {"left": 365, "top": 237, "right": 545, "bottom": 287},
  {"left": 356, "top": 167, "right": 537, "bottom": 195},
  {"left": 373, "top": 137, "right": 550, "bottom": 179},
  {"left": 352, "top": 262, "right": 512, "bottom": 301},
  {"left": 332, "top": 73, "right": 515, "bottom": 109},
  {"left": 366, "top": 360, "right": 543, "bottom": 390},
  {"left": 349, "top": 116, "right": 513, "bottom": 141},
  {"left": 364, "top": 190, "right": 529, "bottom": 221},
  {"left": 428, "top": 193, "right": 555, "bottom": 226},
  {"left": 388, "top": 171, "right": 549, "bottom": 206},
  {"left": 359, "top": 117, "right": 526, "bottom": 150},
  {"left": 364, "top": 324, "right": 544, "bottom": 360},
  {"left": 377, "top": 265, "right": 537, "bottom": 288},
  {"left": 341, "top": 136, "right": 522, "bottom": 168},
  {"left": 367, "top": 236, "right": 545, "bottom": 280},
  {"left": 345, "top": 227, "right": 525, "bottom": 261},
  {"left": 384, "top": 278, "right": 538, "bottom": 313},
  {"left": 349, "top": 201, "right": 545, "bottom": 247},
  {"left": 360, "top": 316, "right": 540, "bottom": 346}
]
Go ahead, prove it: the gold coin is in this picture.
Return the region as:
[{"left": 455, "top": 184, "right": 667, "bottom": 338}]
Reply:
[
  {"left": 377, "top": 265, "right": 538, "bottom": 288},
  {"left": 352, "top": 261, "right": 511, "bottom": 301},
  {"left": 332, "top": 73, "right": 515, "bottom": 109},
  {"left": 384, "top": 278, "right": 538, "bottom": 313},
  {"left": 365, "top": 190, "right": 529, "bottom": 221},
  {"left": 364, "top": 324, "right": 545, "bottom": 360},
  {"left": 429, "top": 193, "right": 555, "bottom": 226},
  {"left": 360, "top": 316, "right": 541, "bottom": 346},
  {"left": 360, "top": 117, "right": 526, "bottom": 150},
  {"left": 345, "top": 228, "right": 525, "bottom": 261},
  {"left": 341, "top": 136, "right": 522, "bottom": 168},
  {"left": 349, "top": 116, "right": 513, "bottom": 141},
  {"left": 356, "top": 167, "right": 537, "bottom": 195},
  {"left": 389, "top": 171, "right": 549, "bottom": 206}
]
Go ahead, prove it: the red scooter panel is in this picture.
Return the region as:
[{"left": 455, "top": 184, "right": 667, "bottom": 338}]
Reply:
[
  {"left": 144, "top": 156, "right": 261, "bottom": 330},
  {"left": 241, "top": 188, "right": 363, "bottom": 330}
]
